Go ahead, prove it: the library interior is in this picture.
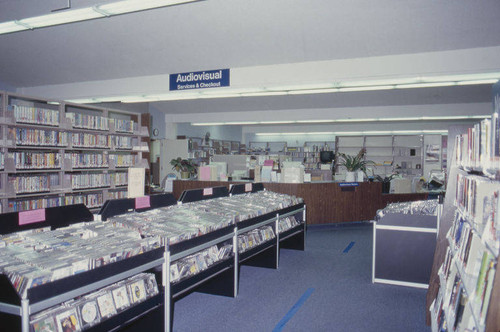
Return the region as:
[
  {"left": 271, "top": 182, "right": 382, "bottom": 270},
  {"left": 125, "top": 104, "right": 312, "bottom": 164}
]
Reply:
[{"left": 0, "top": 1, "right": 499, "bottom": 331}]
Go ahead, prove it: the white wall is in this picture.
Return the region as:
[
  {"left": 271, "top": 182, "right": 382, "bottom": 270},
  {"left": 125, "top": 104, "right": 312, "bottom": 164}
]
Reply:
[{"left": 176, "top": 123, "right": 242, "bottom": 142}]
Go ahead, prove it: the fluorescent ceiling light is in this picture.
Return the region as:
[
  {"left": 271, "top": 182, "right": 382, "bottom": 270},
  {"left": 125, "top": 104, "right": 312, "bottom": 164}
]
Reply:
[
  {"left": 296, "top": 119, "right": 335, "bottom": 123},
  {"left": 98, "top": 0, "right": 197, "bottom": 15},
  {"left": 259, "top": 120, "right": 296, "bottom": 124},
  {"left": 67, "top": 72, "right": 499, "bottom": 104},
  {"left": 288, "top": 88, "right": 339, "bottom": 95},
  {"left": 240, "top": 91, "right": 288, "bottom": 97},
  {"left": 190, "top": 115, "right": 490, "bottom": 126},
  {"left": 338, "top": 85, "right": 395, "bottom": 92},
  {"left": 0, "top": 21, "right": 29, "bottom": 34},
  {"left": 456, "top": 79, "right": 499, "bottom": 86},
  {"left": 0, "top": 0, "right": 200, "bottom": 35},
  {"left": 395, "top": 82, "right": 456, "bottom": 89},
  {"left": 256, "top": 130, "right": 448, "bottom": 136},
  {"left": 335, "top": 118, "right": 379, "bottom": 123},
  {"left": 224, "top": 121, "right": 259, "bottom": 125},
  {"left": 191, "top": 122, "right": 225, "bottom": 126},
  {"left": 21, "top": 8, "right": 103, "bottom": 28}
]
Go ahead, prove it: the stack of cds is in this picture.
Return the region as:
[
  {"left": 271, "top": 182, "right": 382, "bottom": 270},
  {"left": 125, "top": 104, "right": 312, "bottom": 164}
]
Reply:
[
  {"left": 238, "top": 226, "right": 275, "bottom": 253},
  {"left": 0, "top": 222, "right": 161, "bottom": 298},
  {"left": 109, "top": 191, "right": 302, "bottom": 246},
  {"left": 110, "top": 205, "right": 235, "bottom": 246},
  {"left": 169, "top": 244, "right": 233, "bottom": 283},
  {"left": 29, "top": 273, "right": 158, "bottom": 332},
  {"left": 278, "top": 216, "right": 300, "bottom": 233}
]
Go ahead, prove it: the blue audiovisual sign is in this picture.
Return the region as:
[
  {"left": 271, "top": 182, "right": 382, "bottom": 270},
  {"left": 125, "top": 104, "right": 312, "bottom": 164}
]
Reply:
[{"left": 170, "top": 69, "right": 230, "bottom": 91}]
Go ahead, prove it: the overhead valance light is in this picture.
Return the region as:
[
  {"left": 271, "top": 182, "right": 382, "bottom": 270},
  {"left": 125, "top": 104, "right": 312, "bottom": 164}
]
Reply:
[
  {"left": 0, "top": 0, "right": 200, "bottom": 35},
  {"left": 191, "top": 115, "right": 489, "bottom": 126},
  {"left": 66, "top": 73, "right": 500, "bottom": 104}
]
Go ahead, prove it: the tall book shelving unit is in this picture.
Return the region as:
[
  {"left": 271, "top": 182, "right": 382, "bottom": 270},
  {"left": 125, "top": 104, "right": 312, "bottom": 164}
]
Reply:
[
  {"left": 426, "top": 82, "right": 500, "bottom": 332},
  {"left": 0, "top": 91, "right": 149, "bottom": 213}
]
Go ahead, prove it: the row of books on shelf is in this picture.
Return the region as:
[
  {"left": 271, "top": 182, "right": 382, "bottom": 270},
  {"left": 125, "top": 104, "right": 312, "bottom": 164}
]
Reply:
[
  {"left": 454, "top": 173, "right": 499, "bottom": 253},
  {"left": 170, "top": 244, "right": 233, "bottom": 283},
  {"left": 7, "top": 172, "right": 129, "bottom": 194},
  {"left": 66, "top": 112, "right": 109, "bottom": 131},
  {"left": 70, "top": 173, "right": 112, "bottom": 190},
  {"left": 4, "top": 151, "right": 137, "bottom": 170},
  {"left": 29, "top": 272, "right": 159, "bottom": 332},
  {"left": 10, "top": 128, "right": 136, "bottom": 149},
  {"left": 12, "top": 105, "right": 59, "bottom": 127},
  {"left": 8, "top": 174, "right": 58, "bottom": 194},
  {"left": 66, "top": 113, "right": 136, "bottom": 133},
  {"left": 6, "top": 190, "right": 127, "bottom": 212},
  {"left": 10, "top": 107, "right": 137, "bottom": 134},
  {"left": 454, "top": 113, "right": 500, "bottom": 172}
]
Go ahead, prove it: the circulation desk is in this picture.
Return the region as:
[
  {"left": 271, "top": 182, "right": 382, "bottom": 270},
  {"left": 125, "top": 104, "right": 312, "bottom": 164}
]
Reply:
[{"left": 172, "top": 181, "right": 428, "bottom": 225}]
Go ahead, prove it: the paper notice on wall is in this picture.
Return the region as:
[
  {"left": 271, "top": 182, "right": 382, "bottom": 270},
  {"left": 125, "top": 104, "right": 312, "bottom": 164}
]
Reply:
[{"left": 128, "top": 167, "right": 145, "bottom": 198}]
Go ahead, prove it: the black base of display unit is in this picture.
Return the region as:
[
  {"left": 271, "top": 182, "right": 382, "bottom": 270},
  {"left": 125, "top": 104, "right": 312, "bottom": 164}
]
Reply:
[
  {"left": 239, "top": 240, "right": 278, "bottom": 269},
  {"left": 279, "top": 224, "right": 306, "bottom": 251}
]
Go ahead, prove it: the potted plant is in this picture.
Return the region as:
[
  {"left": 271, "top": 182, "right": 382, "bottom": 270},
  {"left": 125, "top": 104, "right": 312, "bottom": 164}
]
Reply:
[
  {"left": 170, "top": 157, "right": 197, "bottom": 179},
  {"left": 337, "top": 148, "right": 374, "bottom": 182},
  {"left": 374, "top": 173, "right": 398, "bottom": 193}
]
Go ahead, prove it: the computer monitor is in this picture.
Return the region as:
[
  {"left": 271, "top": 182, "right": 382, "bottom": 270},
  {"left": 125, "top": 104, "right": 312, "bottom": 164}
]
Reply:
[{"left": 320, "top": 151, "right": 335, "bottom": 163}]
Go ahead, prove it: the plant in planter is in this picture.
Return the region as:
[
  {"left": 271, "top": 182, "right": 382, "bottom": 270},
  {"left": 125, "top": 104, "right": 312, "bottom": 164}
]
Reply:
[
  {"left": 170, "top": 157, "right": 197, "bottom": 179},
  {"left": 374, "top": 173, "right": 398, "bottom": 193},
  {"left": 337, "top": 148, "right": 375, "bottom": 182}
]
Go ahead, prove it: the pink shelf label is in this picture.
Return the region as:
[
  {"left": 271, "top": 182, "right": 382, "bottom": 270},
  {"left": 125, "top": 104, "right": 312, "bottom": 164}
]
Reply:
[
  {"left": 245, "top": 183, "right": 252, "bottom": 192},
  {"left": 203, "top": 188, "right": 213, "bottom": 196},
  {"left": 263, "top": 160, "right": 274, "bottom": 166},
  {"left": 19, "top": 209, "right": 46, "bottom": 226},
  {"left": 135, "top": 196, "right": 151, "bottom": 209}
]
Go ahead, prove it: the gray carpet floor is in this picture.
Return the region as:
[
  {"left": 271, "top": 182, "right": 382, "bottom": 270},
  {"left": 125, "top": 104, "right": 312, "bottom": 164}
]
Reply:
[{"left": 172, "top": 223, "right": 431, "bottom": 332}]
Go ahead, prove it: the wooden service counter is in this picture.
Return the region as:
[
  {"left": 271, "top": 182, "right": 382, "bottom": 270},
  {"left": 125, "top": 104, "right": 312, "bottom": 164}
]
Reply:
[{"left": 172, "top": 181, "right": 428, "bottom": 225}]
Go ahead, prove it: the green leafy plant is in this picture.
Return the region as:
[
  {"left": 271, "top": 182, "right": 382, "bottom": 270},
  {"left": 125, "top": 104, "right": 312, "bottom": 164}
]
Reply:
[
  {"left": 337, "top": 148, "right": 375, "bottom": 173},
  {"left": 170, "top": 157, "right": 197, "bottom": 175},
  {"left": 374, "top": 173, "right": 398, "bottom": 183}
]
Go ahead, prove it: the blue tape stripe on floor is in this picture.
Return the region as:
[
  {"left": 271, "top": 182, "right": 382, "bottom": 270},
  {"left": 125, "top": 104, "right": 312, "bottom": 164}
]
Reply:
[
  {"left": 272, "top": 288, "right": 314, "bottom": 332},
  {"left": 343, "top": 241, "right": 355, "bottom": 253}
]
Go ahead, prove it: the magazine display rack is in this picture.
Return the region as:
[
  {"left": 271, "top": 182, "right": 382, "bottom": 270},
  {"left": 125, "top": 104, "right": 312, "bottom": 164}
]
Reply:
[{"left": 427, "top": 82, "right": 500, "bottom": 332}]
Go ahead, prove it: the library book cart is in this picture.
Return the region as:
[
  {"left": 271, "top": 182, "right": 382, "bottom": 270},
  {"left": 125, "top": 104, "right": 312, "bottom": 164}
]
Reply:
[
  {"left": 426, "top": 87, "right": 500, "bottom": 332},
  {"left": 0, "top": 183, "right": 306, "bottom": 332}
]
